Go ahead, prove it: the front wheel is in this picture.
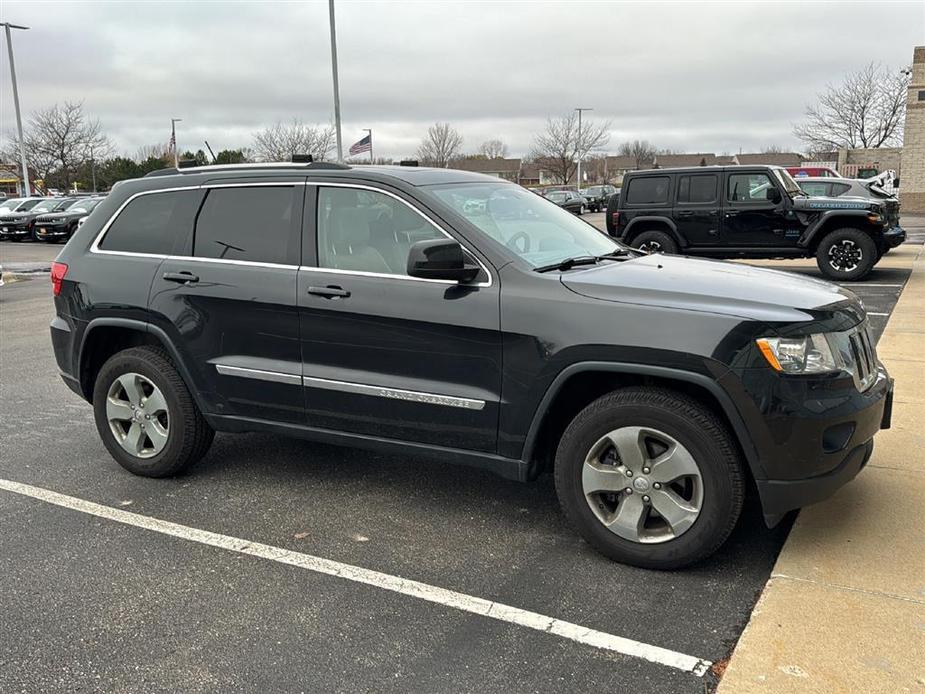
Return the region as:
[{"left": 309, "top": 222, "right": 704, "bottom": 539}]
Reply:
[
  {"left": 631, "top": 230, "right": 678, "bottom": 254},
  {"left": 93, "top": 346, "right": 214, "bottom": 477},
  {"left": 815, "top": 228, "right": 876, "bottom": 281},
  {"left": 554, "top": 387, "right": 745, "bottom": 569}
]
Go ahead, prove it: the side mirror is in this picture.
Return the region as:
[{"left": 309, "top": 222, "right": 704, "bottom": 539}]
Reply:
[
  {"left": 766, "top": 187, "right": 782, "bottom": 203},
  {"left": 407, "top": 238, "right": 480, "bottom": 283},
  {"left": 893, "top": 178, "right": 900, "bottom": 187}
]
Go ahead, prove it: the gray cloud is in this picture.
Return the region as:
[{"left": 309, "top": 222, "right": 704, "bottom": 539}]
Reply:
[{"left": 1, "top": 0, "right": 922, "bottom": 159}]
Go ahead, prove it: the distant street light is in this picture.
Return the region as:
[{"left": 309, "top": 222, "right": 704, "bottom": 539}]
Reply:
[
  {"left": 575, "top": 107, "right": 593, "bottom": 191},
  {"left": 170, "top": 118, "right": 182, "bottom": 167},
  {"left": 328, "top": 0, "right": 343, "bottom": 162},
  {"left": 2, "top": 22, "right": 31, "bottom": 196}
]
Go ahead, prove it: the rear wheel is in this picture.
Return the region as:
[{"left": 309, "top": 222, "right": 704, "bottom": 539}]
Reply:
[
  {"left": 815, "top": 228, "right": 876, "bottom": 281},
  {"left": 93, "top": 346, "right": 214, "bottom": 477},
  {"left": 554, "top": 387, "right": 745, "bottom": 569},
  {"left": 631, "top": 230, "right": 678, "bottom": 254}
]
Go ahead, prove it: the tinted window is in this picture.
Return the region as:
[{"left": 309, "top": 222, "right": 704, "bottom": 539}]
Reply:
[
  {"left": 728, "top": 173, "right": 775, "bottom": 202},
  {"left": 829, "top": 183, "right": 852, "bottom": 197},
  {"left": 317, "top": 187, "right": 444, "bottom": 275},
  {"left": 100, "top": 190, "right": 198, "bottom": 254},
  {"left": 194, "top": 186, "right": 296, "bottom": 264},
  {"left": 626, "top": 176, "right": 670, "bottom": 205},
  {"left": 677, "top": 175, "right": 717, "bottom": 203}
]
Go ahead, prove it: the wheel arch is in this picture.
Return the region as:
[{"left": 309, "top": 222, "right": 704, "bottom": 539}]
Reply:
[
  {"left": 78, "top": 318, "right": 210, "bottom": 413},
  {"left": 521, "top": 362, "right": 760, "bottom": 481},
  {"left": 800, "top": 211, "right": 877, "bottom": 250}
]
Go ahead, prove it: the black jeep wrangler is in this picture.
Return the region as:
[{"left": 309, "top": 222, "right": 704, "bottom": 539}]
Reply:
[
  {"left": 50, "top": 162, "right": 892, "bottom": 569},
  {"left": 605, "top": 165, "right": 905, "bottom": 280}
]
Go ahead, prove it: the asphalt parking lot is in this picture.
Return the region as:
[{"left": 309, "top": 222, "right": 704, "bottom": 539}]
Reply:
[{"left": 1, "top": 219, "right": 921, "bottom": 693}]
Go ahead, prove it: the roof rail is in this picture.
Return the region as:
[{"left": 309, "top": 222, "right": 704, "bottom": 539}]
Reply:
[{"left": 143, "top": 161, "right": 351, "bottom": 177}]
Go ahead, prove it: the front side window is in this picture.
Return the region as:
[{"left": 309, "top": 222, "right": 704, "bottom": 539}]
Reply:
[
  {"left": 317, "top": 187, "right": 444, "bottom": 275},
  {"left": 100, "top": 190, "right": 199, "bottom": 255},
  {"left": 625, "top": 176, "right": 670, "bottom": 205},
  {"left": 194, "top": 186, "right": 296, "bottom": 265},
  {"left": 427, "top": 182, "right": 619, "bottom": 269},
  {"left": 677, "top": 175, "right": 717, "bottom": 204},
  {"left": 728, "top": 173, "right": 776, "bottom": 202}
]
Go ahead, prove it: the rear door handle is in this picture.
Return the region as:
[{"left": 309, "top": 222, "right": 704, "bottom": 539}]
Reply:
[
  {"left": 163, "top": 271, "right": 199, "bottom": 284},
  {"left": 308, "top": 285, "right": 351, "bottom": 299},
  {"left": 676, "top": 211, "right": 694, "bottom": 217}
]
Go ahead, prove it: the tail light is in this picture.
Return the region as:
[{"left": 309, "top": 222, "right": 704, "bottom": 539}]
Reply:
[
  {"left": 51, "top": 262, "right": 68, "bottom": 296},
  {"left": 611, "top": 211, "right": 620, "bottom": 227}
]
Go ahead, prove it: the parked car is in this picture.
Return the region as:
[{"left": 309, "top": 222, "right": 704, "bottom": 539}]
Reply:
[
  {"left": 0, "top": 196, "right": 45, "bottom": 217},
  {"left": 545, "top": 189, "right": 586, "bottom": 214},
  {"left": 786, "top": 166, "right": 841, "bottom": 179},
  {"left": 606, "top": 165, "right": 904, "bottom": 281},
  {"left": 33, "top": 197, "right": 105, "bottom": 243},
  {"left": 797, "top": 177, "right": 897, "bottom": 202},
  {"left": 0, "top": 197, "right": 79, "bottom": 241},
  {"left": 50, "top": 162, "right": 892, "bottom": 569},
  {"left": 578, "top": 185, "right": 618, "bottom": 213}
]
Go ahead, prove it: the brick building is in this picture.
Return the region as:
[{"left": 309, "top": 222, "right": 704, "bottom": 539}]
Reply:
[{"left": 899, "top": 45, "right": 925, "bottom": 212}]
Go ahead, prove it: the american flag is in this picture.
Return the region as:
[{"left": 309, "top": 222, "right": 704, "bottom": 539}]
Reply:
[{"left": 349, "top": 133, "right": 371, "bottom": 156}]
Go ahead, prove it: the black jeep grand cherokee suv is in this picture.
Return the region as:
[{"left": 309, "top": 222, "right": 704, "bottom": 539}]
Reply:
[
  {"left": 606, "top": 165, "right": 905, "bottom": 281},
  {"left": 50, "top": 163, "right": 893, "bottom": 569}
]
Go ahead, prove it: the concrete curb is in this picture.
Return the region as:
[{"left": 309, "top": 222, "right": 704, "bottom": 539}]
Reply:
[{"left": 717, "top": 241, "right": 925, "bottom": 693}]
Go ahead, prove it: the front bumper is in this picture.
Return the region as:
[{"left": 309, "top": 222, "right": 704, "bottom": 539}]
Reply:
[
  {"left": 883, "top": 225, "right": 906, "bottom": 248},
  {"left": 34, "top": 224, "right": 69, "bottom": 239},
  {"left": 729, "top": 365, "right": 892, "bottom": 525},
  {"left": 0, "top": 222, "right": 33, "bottom": 238}
]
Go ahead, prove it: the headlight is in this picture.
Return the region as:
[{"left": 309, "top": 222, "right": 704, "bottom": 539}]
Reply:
[{"left": 756, "top": 334, "right": 842, "bottom": 374}]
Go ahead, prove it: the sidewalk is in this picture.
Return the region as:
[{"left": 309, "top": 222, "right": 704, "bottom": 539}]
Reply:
[{"left": 718, "top": 239, "right": 925, "bottom": 693}]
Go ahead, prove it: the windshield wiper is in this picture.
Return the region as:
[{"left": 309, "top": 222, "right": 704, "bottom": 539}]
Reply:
[
  {"left": 534, "top": 255, "right": 600, "bottom": 273},
  {"left": 595, "top": 249, "right": 632, "bottom": 260}
]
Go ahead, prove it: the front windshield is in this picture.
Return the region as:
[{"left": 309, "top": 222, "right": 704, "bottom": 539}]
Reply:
[
  {"left": 0, "top": 199, "right": 21, "bottom": 213},
  {"left": 774, "top": 169, "right": 803, "bottom": 196},
  {"left": 70, "top": 198, "right": 101, "bottom": 213},
  {"left": 427, "top": 182, "right": 620, "bottom": 268},
  {"left": 32, "top": 199, "right": 63, "bottom": 213}
]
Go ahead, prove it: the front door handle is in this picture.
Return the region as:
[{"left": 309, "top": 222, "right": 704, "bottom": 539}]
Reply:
[
  {"left": 724, "top": 210, "right": 740, "bottom": 217},
  {"left": 163, "top": 271, "right": 199, "bottom": 284},
  {"left": 676, "top": 211, "right": 694, "bottom": 217},
  {"left": 308, "top": 285, "right": 351, "bottom": 299}
]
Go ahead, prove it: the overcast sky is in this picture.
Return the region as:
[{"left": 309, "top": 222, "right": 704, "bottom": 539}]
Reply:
[{"left": 1, "top": 0, "right": 923, "bottom": 160}]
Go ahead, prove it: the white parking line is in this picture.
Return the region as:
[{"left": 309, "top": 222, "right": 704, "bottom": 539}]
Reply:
[
  {"left": 866, "top": 312, "right": 889, "bottom": 317},
  {"left": 0, "top": 478, "right": 712, "bottom": 677},
  {"left": 838, "top": 283, "right": 903, "bottom": 288}
]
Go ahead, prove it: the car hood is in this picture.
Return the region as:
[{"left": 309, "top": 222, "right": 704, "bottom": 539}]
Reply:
[
  {"left": 792, "top": 195, "right": 879, "bottom": 211},
  {"left": 560, "top": 253, "right": 864, "bottom": 330}
]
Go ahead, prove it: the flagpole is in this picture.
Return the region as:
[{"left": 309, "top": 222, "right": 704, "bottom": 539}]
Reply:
[
  {"left": 170, "top": 117, "right": 182, "bottom": 167},
  {"left": 328, "top": 0, "right": 343, "bottom": 163},
  {"left": 365, "top": 129, "right": 373, "bottom": 164}
]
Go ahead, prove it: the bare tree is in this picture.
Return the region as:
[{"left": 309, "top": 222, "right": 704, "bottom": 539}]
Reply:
[
  {"left": 617, "top": 139, "right": 656, "bottom": 169},
  {"left": 4, "top": 101, "right": 111, "bottom": 189},
  {"left": 252, "top": 119, "right": 337, "bottom": 162},
  {"left": 416, "top": 122, "right": 463, "bottom": 167},
  {"left": 794, "top": 62, "right": 909, "bottom": 150},
  {"left": 136, "top": 143, "right": 169, "bottom": 162},
  {"left": 478, "top": 139, "right": 508, "bottom": 159},
  {"left": 761, "top": 145, "right": 784, "bottom": 154},
  {"left": 532, "top": 112, "right": 610, "bottom": 184}
]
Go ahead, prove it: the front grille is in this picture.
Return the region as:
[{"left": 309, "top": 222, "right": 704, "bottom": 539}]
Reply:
[{"left": 848, "top": 324, "right": 878, "bottom": 391}]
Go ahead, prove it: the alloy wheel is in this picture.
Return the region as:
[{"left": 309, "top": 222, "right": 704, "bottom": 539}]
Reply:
[
  {"left": 581, "top": 426, "right": 703, "bottom": 543},
  {"left": 828, "top": 239, "right": 862, "bottom": 272},
  {"left": 106, "top": 372, "right": 170, "bottom": 458}
]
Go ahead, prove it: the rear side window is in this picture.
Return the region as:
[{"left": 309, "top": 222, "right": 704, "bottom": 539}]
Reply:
[
  {"left": 800, "top": 182, "right": 829, "bottom": 197},
  {"left": 829, "top": 183, "right": 852, "bottom": 197},
  {"left": 625, "top": 176, "right": 670, "bottom": 205},
  {"left": 677, "top": 175, "right": 717, "bottom": 204},
  {"left": 99, "top": 190, "right": 199, "bottom": 254},
  {"left": 193, "top": 186, "right": 298, "bottom": 265}
]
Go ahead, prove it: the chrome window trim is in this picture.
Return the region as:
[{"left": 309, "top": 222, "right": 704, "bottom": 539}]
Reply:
[
  {"left": 309, "top": 181, "right": 494, "bottom": 288},
  {"left": 89, "top": 180, "right": 495, "bottom": 287},
  {"left": 213, "top": 363, "right": 487, "bottom": 410}
]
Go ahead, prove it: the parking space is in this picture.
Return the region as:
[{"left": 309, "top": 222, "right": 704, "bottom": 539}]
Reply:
[{"left": 1, "top": 219, "right": 920, "bottom": 692}]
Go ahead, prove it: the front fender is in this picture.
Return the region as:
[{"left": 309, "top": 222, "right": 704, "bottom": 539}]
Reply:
[{"left": 799, "top": 210, "right": 877, "bottom": 248}]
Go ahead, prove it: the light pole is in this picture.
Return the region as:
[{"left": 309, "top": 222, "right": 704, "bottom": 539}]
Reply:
[
  {"left": 575, "top": 107, "right": 592, "bottom": 191},
  {"left": 328, "top": 0, "right": 344, "bottom": 162},
  {"left": 170, "top": 118, "right": 182, "bottom": 167},
  {"left": 2, "top": 22, "right": 31, "bottom": 196}
]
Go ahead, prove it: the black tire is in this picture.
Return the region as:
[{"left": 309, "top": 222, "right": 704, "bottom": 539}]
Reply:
[
  {"left": 630, "top": 230, "right": 678, "bottom": 254},
  {"left": 93, "top": 346, "right": 214, "bottom": 477},
  {"left": 815, "top": 228, "right": 877, "bottom": 281},
  {"left": 554, "top": 387, "right": 745, "bottom": 570}
]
